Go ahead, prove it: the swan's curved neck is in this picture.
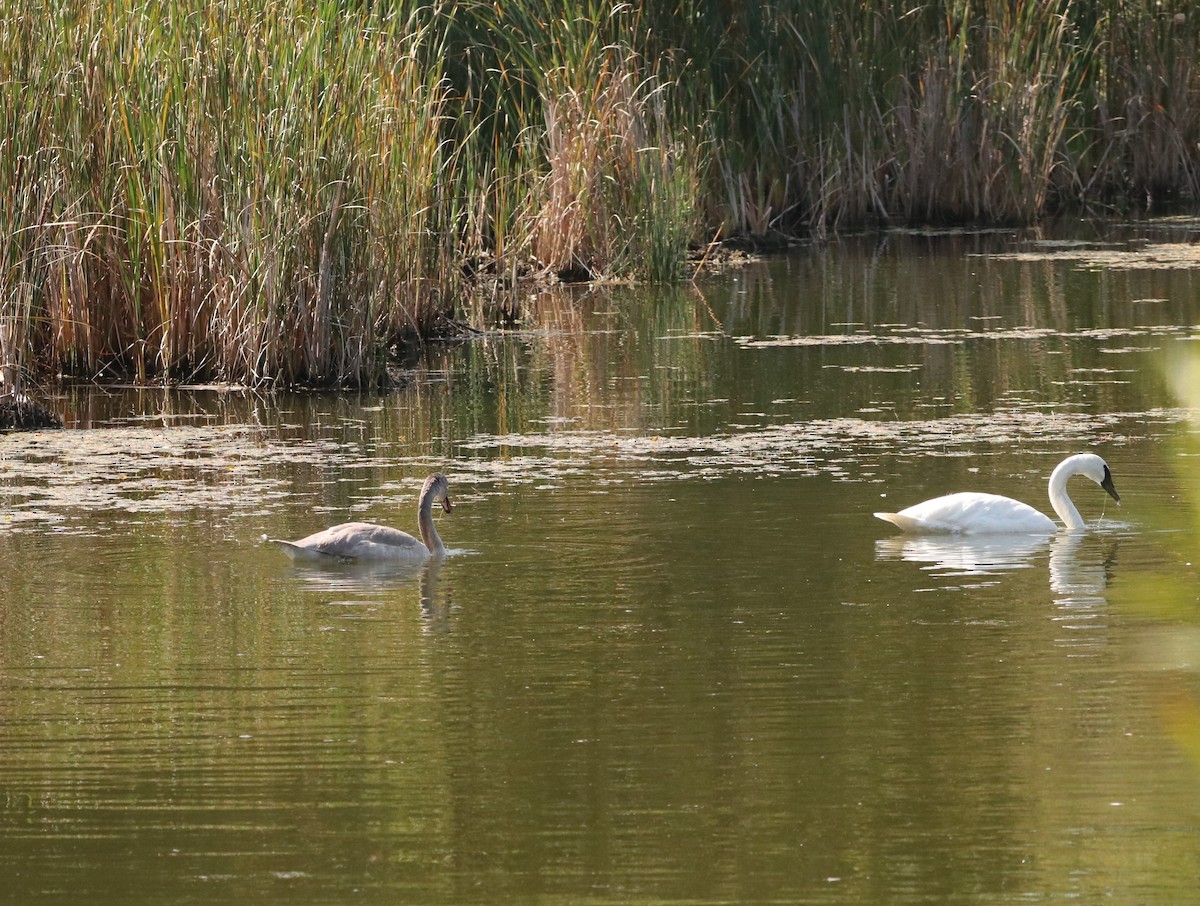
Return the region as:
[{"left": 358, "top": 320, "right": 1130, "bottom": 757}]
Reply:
[
  {"left": 418, "top": 485, "right": 445, "bottom": 555},
  {"left": 1048, "top": 460, "right": 1086, "bottom": 530}
]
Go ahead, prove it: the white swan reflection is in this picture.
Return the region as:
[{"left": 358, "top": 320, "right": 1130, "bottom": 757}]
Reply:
[
  {"left": 1048, "top": 530, "right": 1109, "bottom": 598},
  {"left": 876, "top": 529, "right": 1117, "bottom": 603},
  {"left": 1047, "top": 531, "right": 1120, "bottom": 655},
  {"left": 874, "top": 533, "right": 1051, "bottom": 577}
]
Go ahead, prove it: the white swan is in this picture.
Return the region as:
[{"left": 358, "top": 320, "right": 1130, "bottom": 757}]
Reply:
[
  {"left": 267, "top": 472, "right": 454, "bottom": 561},
  {"left": 874, "top": 453, "right": 1119, "bottom": 535}
]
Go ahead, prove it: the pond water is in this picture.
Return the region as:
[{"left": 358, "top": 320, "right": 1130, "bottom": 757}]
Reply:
[{"left": 3, "top": 222, "right": 1200, "bottom": 903}]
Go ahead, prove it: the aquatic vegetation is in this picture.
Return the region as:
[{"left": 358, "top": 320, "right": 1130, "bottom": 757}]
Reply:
[
  {"left": 1, "top": 0, "right": 1199, "bottom": 387},
  {"left": 0, "top": 394, "right": 63, "bottom": 430},
  {"left": 0, "top": 0, "right": 462, "bottom": 387},
  {"left": 735, "top": 325, "right": 1191, "bottom": 349},
  {"left": 985, "top": 244, "right": 1200, "bottom": 270}
]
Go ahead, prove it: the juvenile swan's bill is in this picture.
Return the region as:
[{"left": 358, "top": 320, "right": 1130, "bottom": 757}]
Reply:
[
  {"left": 266, "top": 473, "right": 454, "bottom": 561},
  {"left": 874, "top": 453, "right": 1119, "bottom": 535}
]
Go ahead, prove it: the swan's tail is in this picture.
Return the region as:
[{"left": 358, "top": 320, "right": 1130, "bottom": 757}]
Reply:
[
  {"left": 261, "top": 534, "right": 304, "bottom": 560},
  {"left": 874, "top": 512, "right": 937, "bottom": 533}
]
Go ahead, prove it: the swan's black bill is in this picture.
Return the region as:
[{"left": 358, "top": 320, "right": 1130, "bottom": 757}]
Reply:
[
  {"left": 1101, "top": 466, "right": 1120, "bottom": 504},
  {"left": 441, "top": 496, "right": 454, "bottom": 512}
]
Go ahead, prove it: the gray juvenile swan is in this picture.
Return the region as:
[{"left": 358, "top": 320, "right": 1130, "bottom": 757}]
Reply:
[
  {"left": 874, "top": 453, "right": 1119, "bottom": 535},
  {"left": 267, "top": 473, "right": 454, "bottom": 561}
]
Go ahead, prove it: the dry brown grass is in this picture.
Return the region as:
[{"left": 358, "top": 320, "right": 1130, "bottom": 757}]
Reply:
[{"left": 2, "top": 1, "right": 1199, "bottom": 390}]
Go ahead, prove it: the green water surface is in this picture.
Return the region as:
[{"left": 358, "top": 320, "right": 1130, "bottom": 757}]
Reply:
[{"left": 2, "top": 224, "right": 1200, "bottom": 903}]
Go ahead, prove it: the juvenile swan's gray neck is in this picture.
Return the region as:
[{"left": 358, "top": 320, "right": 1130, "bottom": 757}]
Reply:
[
  {"left": 1047, "top": 456, "right": 1087, "bottom": 531},
  {"left": 417, "top": 477, "right": 446, "bottom": 555}
]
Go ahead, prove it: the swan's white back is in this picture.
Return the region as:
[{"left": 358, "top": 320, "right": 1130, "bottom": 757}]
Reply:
[{"left": 876, "top": 492, "right": 1057, "bottom": 534}]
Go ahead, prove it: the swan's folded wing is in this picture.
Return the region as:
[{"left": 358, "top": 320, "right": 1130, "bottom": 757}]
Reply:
[
  {"left": 289, "top": 522, "right": 426, "bottom": 559},
  {"left": 877, "top": 492, "right": 1057, "bottom": 534}
]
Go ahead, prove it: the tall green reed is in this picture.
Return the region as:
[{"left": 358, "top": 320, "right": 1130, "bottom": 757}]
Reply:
[
  {"left": 2, "top": 0, "right": 1199, "bottom": 389},
  {"left": 889, "top": 0, "right": 1083, "bottom": 223},
  {"left": 444, "top": 2, "right": 701, "bottom": 283},
  {"left": 1, "top": 0, "right": 459, "bottom": 387},
  {"left": 1080, "top": 2, "right": 1200, "bottom": 202}
]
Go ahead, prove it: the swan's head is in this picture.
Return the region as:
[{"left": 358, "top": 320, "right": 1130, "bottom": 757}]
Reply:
[
  {"left": 424, "top": 472, "right": 454, "bottom": 512},
  {"left": 1073, "top": 453, "right": 1120, "bottom": 503}
]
